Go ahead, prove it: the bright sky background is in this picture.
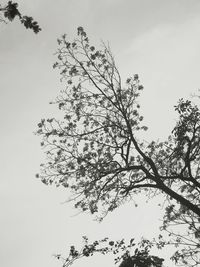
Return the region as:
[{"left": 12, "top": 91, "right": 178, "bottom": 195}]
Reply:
[{"left": 1, "top": 1, "right": 200, "bottom": 267}]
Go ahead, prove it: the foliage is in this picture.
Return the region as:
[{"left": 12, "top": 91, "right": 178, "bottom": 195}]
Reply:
[
  {"left": 0, "top": 1, "right": 41, "bottom": 33},
  {"left": 159, "top": 98, "right": 200, "bottom": 266},
  {"left": 54, "top": 236, "right": 164, "bottom": 267},
  {"left": 36, "top": 27, "right": 200, "bottom": 266}
]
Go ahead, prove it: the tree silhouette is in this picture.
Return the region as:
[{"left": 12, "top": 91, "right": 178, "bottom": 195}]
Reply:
[
  {"left": 0, "top": 1, "right": 41, "bottom": 33},
  {"left": 37, "top": 27, "right": 200, "bottom": 266}
]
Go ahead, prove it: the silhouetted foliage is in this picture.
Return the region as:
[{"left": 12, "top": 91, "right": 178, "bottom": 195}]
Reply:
[
  {"left": 54, "top": 237, "right": 164, "bottom": 267},
  {"left": 119, "top": 254, "right": 163, "bottom": 267},
  {"left": 36, "top": 27, "right": 200, "bottom": 266},
  {"left": 0, "top": 1, "right": 41, "bottom": 33}
]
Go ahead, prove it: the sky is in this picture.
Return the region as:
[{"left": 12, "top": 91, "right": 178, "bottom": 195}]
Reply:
[{"left": 1, "top": 1, "right": 200, "bottom": 267}]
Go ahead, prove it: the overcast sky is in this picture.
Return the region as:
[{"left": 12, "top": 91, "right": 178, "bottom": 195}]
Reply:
[{"left": 1, "top": 1, "right": 200, "bottom": 267}]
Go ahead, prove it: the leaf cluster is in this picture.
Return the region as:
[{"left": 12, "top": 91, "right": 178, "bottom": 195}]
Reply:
[
  {"left": 54, "top": 236, "right": 164, "bottom": 267},
  {"left": 0, "top": 1, "right": 41, "bottom": 33}
]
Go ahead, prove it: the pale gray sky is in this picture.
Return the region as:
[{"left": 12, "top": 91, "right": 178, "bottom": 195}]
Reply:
[{"left": 1, "top": 1, "right": 200, "bottom": 267}]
